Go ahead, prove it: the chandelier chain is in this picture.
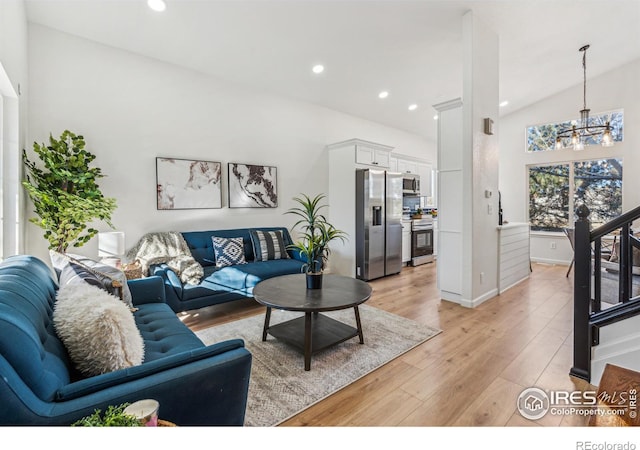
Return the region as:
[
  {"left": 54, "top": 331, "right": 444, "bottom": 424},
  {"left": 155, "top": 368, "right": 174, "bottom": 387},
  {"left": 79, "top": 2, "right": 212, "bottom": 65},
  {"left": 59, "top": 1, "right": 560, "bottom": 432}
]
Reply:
[{"left": 582, "top": 47, "right": 587, "bottom": 112}]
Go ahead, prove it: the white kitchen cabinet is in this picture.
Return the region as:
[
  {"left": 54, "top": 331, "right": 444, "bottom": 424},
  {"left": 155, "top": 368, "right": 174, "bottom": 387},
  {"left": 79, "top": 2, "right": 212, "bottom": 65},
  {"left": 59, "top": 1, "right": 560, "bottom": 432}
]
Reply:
[
  {"left": 355, "top": 143, "right": 390, "bottom": 168},
  {"left": 391, "top": 154, "right": 435, "bottom": 199},
  {"left": 397, "top": 159, "right": 418, "bottom": 174},
  {"left": 388, "top": 156, "right": 398, "bottom": 172},
  {"left": 402, "top": 220, "right": 412, "bottom": 263},
  {"left": 417, "top": 162, "right": 432, "bottom": 198}
]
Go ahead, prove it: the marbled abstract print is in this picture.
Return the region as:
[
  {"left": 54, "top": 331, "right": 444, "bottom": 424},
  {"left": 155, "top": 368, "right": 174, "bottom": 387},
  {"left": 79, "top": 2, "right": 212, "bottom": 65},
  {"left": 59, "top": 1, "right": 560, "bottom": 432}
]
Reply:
[
  {"left": 228, "top": 163, "right": 277, "bottom": 208},
  {"left": 156, "top": 158, "right": 222, "bottom": 209}
]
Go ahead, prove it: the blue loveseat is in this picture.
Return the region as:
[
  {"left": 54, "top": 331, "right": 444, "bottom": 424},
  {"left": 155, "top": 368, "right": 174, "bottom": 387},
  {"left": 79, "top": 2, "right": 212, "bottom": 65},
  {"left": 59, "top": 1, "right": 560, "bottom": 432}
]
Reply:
[
  {"left": 151, "top": 227, "right": 306, "bottom": 313},
  {"left": 0, "top": 255, "right": 252, "bottom": 426}
]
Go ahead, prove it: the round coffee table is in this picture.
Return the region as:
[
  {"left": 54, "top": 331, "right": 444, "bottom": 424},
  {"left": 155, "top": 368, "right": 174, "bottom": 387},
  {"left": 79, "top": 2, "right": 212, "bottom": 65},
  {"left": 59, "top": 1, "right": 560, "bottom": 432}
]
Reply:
[{"left": 253, "top": 273, "right": 372, "bottom": 371}]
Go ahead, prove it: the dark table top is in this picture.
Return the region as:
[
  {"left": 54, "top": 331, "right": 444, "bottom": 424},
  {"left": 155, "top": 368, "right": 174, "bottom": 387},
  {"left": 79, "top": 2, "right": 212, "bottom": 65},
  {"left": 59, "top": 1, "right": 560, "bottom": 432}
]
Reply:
[{"left": 253, "top": 274, "right": 372, "bottom": 312}]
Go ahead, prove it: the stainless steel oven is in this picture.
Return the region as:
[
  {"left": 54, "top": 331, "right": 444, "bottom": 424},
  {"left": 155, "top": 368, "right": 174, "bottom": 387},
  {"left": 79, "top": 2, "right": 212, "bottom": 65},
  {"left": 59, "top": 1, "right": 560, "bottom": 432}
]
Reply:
[{"left": 411, "top": 217, "right": 434, "bottom": 266}]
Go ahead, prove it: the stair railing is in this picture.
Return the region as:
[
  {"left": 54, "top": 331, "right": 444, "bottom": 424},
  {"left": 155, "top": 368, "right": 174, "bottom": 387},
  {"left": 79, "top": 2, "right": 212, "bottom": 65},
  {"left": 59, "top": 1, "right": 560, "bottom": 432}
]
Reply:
[{"left": 571, "top": 203, "right": 640, "bottom": 382}]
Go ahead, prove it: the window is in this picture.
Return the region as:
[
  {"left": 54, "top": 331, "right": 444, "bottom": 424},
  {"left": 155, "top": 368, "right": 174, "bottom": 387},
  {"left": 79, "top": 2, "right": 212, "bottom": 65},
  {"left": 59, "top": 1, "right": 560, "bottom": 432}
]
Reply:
[
  {"left": 526, "top": 110, "right": 624, "bottom": 152},
  {"left": 0, "top": 63, "right": 22, "bottom": 260},
  {"left": 529, "top": 158, "right": 622, "bottom": 231}
]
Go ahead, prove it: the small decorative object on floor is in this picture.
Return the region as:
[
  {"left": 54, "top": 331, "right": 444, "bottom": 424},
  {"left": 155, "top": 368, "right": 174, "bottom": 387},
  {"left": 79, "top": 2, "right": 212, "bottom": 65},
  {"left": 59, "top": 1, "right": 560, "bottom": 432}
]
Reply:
[
  {"left": 71, "top": 403, "right": 141, "bottom": 427},
  {"left": 122, "top": 259, "right": 143, "bottom": 280},
  {"left": 123, "top": 399, "right": 160, "bottom": 427},
  {"left": 158, "top": 419, "right": 177, "bottom": 427}
]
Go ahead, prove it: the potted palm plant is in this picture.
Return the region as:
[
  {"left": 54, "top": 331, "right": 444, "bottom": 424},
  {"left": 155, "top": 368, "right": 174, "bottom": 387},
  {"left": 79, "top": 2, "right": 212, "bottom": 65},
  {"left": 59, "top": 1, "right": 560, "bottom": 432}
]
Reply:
[{"left": 286, "top": 193, "right": 347, "bottom": 289}]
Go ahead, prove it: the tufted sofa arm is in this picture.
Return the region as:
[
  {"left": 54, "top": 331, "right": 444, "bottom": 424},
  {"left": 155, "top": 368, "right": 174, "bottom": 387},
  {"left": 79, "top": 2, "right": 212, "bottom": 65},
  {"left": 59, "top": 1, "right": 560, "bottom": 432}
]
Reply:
[
  {"left": 127, "top": 275, "right": 167, "bottom": 305},
  {"left": 150, "top": 264, "right": 184, "bottom": 309}
]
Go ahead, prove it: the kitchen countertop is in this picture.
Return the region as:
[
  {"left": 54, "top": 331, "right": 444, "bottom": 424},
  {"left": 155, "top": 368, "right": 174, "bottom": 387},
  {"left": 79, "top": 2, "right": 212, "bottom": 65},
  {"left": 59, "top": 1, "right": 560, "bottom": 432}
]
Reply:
[
  {"left": 496, "top": 222, "right": 529, "bottom": 230},
  {"left": 402, "top": 216, "right": 436, "bottom": 221}
]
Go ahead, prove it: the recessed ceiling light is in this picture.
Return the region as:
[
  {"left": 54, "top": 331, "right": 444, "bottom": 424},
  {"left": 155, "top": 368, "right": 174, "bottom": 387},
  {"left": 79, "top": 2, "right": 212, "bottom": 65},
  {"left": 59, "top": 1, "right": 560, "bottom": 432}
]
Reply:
[
  {"left": 408, "top": 104, "right": 418, "bottom": 111},
  {"left": 433, "top": 115, "right": 439, "bottom": 120},
  {"left": 499, "top": 100, "right": 509, "bottom": 107},
  {"left": 147, "top": 0, "right": 166, "bottom": 12},
  {"left": 378, "top": 91, "right": 389, "bottom": 99},
  {"left": 312, "top": 64, "right": 324, "bottom": 74}
]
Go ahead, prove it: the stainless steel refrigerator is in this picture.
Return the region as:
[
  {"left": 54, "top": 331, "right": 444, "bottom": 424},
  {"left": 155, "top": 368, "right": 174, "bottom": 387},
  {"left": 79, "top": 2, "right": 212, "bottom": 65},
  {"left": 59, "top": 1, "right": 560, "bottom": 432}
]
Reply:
[{"left": 355, "top": 169, "right": 403, "bottom": 281}]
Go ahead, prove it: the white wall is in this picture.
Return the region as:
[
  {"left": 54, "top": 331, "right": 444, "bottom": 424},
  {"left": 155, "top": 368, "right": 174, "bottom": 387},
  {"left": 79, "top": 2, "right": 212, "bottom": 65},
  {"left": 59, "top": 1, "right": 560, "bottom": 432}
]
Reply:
[
  {"left": 26, "top": 24, "right": 434, "bottom": 263},
  {"left": 500, "top": 59, "right": 640, "bottom": 264},
  {"left": 0, "top": 0, "right": 28, "bottom": 257},
  {"left": 0, "top": 0, "right": 28, "bottom": 91}
]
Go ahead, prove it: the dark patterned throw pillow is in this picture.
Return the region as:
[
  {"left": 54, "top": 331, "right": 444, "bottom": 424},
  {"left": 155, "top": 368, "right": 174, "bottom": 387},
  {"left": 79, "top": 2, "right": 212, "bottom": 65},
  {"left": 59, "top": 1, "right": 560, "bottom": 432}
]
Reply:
[
  {"left": 250, "top": 230, "right": 290, "bottom": 261},
  {"left": 212, "top": 236, "right": 247, "bottom": 268}
]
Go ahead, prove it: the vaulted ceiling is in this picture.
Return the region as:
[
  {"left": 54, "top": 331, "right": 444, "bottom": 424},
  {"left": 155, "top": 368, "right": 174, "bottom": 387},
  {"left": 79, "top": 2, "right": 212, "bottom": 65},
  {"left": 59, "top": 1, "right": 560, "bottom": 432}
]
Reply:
[{"left": 25, "top": 0, "right": 640, "bottom": 141}]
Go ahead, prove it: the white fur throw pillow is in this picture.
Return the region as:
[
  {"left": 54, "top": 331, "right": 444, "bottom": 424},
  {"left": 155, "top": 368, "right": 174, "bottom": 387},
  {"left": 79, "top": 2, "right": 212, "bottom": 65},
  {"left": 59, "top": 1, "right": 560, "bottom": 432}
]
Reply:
[{"left": 53, "top": 283, "right": 145, "bottom": 377}]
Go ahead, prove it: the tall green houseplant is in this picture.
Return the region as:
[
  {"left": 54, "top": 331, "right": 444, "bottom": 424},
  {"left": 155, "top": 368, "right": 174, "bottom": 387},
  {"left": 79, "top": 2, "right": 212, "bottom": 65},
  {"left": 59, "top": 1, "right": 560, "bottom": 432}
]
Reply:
[
  {"left": 286, "top": 193, "right": 347, "bottom": 278},
  {"left": 22, "top": 130, "right": 117, "bottom": 253}
]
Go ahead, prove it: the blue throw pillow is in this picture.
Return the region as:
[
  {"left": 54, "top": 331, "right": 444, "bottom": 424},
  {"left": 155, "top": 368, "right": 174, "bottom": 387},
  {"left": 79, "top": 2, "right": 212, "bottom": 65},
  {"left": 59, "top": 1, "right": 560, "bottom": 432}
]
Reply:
[
  {"left": 212, "top": 236, "right": 247, "bottom": 267},
  {"left": 250, "top": 230, "right": 290, "bottom": 261}
]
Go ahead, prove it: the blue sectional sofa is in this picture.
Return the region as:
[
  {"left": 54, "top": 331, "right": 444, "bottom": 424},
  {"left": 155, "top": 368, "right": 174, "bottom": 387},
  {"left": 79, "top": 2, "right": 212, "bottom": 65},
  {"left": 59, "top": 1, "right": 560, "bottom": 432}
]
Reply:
[
  {"left": 0, "top": 255, "right": 252, "bottom": 426},
  {"left": 152, "top": 227, "right": 306, "bottom": 313}
]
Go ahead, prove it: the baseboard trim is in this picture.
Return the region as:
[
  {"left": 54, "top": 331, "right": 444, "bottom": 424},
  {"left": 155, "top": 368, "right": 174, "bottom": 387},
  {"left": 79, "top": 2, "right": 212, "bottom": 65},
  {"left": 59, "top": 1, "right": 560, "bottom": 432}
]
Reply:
[
  {"left": 460, "top": 288, "right": 499, "bottom": 308},
  {"left": 441, "top": 288, "right": 499, "bottom": 308},
  {"left": 499, "top": 275, "right": 530, "bottom": 294},
  {"left": 530, "top": 257, "right": 571, "bottom": 266}
]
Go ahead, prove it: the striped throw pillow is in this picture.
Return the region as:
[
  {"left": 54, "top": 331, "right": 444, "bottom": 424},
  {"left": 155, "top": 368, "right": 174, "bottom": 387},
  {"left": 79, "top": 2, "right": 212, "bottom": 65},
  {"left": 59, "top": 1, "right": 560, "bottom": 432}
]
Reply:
[{"left": 250, "top": 230, "right": 290, "bottom": 261}]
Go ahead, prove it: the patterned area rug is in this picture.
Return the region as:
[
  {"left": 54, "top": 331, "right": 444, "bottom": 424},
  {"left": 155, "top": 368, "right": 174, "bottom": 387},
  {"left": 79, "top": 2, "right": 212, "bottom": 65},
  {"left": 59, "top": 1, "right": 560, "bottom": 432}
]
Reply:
[{"left": 195, "top": 304, "right": 441, "bottom": 426}]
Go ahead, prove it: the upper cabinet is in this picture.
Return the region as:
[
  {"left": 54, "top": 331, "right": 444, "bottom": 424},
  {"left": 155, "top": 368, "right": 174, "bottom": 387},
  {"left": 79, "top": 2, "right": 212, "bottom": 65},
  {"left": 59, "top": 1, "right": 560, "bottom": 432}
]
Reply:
[
  {"left": 392, "top": 153, "right": 434, "bottom": 199},
  {"left": 355, "top": 143, "right": 391, "bottom": 168},
  {"left": 397, "top": 159, "right": 418, "bottom": 174},
  {"left": 417, "top": 162, "right": 433, "bottom": 198}
]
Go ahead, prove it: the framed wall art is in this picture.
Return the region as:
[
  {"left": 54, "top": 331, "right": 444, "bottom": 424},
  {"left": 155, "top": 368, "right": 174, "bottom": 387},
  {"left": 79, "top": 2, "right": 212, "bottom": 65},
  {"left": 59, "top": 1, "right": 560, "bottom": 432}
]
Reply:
[
  {"left": 228, "top": 163, "right": 278, "bottom": 208},
  {"left": 156, "top": 157, "right": 222, "bottom": 210}
]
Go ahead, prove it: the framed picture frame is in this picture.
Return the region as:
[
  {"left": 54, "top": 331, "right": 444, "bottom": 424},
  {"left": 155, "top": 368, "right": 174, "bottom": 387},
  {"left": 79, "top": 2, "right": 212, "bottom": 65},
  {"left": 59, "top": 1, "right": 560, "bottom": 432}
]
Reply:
[
  {"left": 228, "top": 163, "right": 278, "bottom": 208},
  {"left": 156, "top": 157, "right": 222, "bottom": 210}
]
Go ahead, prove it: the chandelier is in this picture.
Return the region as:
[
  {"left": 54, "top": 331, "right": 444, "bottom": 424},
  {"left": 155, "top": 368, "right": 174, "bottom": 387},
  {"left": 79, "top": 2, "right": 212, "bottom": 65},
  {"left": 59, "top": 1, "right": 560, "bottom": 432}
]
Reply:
[{"left": 555, "top": 44, "right": 614, "bottom": 151}]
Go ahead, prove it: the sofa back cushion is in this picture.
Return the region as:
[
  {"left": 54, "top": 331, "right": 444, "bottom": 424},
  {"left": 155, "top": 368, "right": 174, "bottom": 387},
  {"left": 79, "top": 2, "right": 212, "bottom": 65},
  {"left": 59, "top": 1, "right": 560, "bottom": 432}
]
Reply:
[
  {"left": 0, "top": 256, "right": 71, "bottom": 402},
  {"left": 182, "top": 228, "right": 294, "bottom": 267},
  {"left": 50, "top": 251, "right": 134, "bottom": 308}
]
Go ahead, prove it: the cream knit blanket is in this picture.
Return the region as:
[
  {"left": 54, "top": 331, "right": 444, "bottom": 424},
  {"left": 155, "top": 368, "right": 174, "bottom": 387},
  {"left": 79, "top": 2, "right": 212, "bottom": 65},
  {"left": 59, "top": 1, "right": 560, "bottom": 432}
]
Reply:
[{"left": 126, "top": 232, "right": 203, "bottom": 285}]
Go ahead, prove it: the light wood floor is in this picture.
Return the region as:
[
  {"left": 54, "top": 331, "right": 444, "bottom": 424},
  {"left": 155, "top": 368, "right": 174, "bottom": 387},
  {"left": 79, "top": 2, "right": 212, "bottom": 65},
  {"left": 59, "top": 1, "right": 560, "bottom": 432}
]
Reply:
[{"left": 181, "top": 262, "right": 594, "bottom": 426}]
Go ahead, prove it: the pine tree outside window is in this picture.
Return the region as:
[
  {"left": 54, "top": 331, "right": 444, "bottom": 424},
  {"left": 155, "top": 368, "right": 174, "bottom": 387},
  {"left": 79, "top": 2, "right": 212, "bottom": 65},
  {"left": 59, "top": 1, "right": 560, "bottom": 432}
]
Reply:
[{"left": 529, "top": 158, "right": 622, "bottom": 231}]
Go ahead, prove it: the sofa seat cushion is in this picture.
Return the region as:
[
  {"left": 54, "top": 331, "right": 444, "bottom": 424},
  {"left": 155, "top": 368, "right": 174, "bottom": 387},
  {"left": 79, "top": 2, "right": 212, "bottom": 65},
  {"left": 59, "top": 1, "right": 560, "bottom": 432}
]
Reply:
[
  {"left": 134, "top": 303, "right": 204, "bottom": 362},
  {"left": 207, "top": 259, "right": 305, "bottom": 291},
  {"left": 181, "top": 266, "right": 234, "bottom": 300}
]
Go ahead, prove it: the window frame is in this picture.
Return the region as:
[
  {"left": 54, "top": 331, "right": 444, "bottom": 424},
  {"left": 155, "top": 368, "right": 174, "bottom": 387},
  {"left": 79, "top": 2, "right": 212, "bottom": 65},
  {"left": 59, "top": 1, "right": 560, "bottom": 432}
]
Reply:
[
  {"left": 527, "top": 157, "right": 623, "bottom": 232},
  {"left": 525, "top": 109, "right": 624, "bottom": 153}
]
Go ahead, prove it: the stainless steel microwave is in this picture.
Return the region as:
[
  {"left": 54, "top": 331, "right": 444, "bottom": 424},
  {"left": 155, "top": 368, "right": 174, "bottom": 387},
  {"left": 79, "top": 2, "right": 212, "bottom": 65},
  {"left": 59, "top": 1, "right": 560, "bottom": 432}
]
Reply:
[{"left": 402, "top": 174, "right": 420, "bottom": 195}]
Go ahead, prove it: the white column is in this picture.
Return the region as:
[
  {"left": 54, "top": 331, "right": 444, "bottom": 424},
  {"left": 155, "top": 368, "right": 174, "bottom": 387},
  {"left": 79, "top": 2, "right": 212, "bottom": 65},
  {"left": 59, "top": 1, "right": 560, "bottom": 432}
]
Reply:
[{"left": 434, "top": 10, "right": 500, "bottom": 307}]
